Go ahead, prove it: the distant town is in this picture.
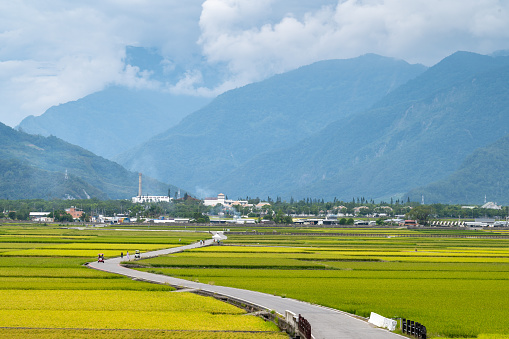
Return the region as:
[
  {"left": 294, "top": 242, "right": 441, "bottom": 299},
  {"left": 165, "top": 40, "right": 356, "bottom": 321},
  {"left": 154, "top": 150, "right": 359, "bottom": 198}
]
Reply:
[{"left": 2, "top": 189, "right": 508, "bottom": 229}]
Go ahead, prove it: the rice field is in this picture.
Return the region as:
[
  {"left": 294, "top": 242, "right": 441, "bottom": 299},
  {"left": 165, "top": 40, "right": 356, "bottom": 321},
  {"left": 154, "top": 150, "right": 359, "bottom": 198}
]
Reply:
[
  {"left": 0, "top": 290, "right": 275, "bottom": 331},
  {"left": 3, "top": 222, "right": 508, "bottom": 338},
  {"left": 0, "top": 224, "right": 285, "bottom": 338},
  {"left": 134, "top": 231, "right": 509, "bottom": 338},
  {"left": 0, "top": 328, "right": 285, "bottom": 339}
]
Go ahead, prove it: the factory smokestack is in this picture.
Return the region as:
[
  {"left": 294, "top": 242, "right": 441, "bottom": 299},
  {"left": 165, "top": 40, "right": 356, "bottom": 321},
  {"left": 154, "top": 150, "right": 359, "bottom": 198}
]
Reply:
[{"left": 138, "top": 173, "right": 142, "bottom": 197}]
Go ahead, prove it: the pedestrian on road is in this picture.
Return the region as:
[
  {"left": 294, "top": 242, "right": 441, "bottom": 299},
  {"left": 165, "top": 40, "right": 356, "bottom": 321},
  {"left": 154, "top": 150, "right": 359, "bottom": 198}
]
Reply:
[
  {"left": 126, "top": 251, "right": 130, "bottom": 261},
  {"left": 121, "top": 252, "right": 123, "bottom": 259}
]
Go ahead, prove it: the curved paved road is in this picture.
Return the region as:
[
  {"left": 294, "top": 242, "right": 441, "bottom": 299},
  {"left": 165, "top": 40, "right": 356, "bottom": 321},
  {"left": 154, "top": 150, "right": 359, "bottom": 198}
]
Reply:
[{"left": 88, "top": 239, "right": 402, "bottom": 339}]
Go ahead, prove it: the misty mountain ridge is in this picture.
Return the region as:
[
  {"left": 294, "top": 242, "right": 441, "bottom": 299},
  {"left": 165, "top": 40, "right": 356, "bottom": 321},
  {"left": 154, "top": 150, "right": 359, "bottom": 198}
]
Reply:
[
  {"left": 18, "top": 47, "right": 211, "bottom": 159},
  {"left": 217, "top": 51, "right": 509, "bottom": 203},
  {"left": 118, "top": 53, "right": 427, "bottom": 193},
  {"left": 9, "top": 50, "right": 509, "bottom": 204}
]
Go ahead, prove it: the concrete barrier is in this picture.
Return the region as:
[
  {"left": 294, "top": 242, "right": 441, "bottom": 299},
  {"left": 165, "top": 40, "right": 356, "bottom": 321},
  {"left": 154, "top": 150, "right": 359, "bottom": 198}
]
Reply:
[
  {"left": 368, "top": 312, "right": 397, "bottom": 331},
  {"left": 285, "top": 310, "right": 298, "bottom": 336}
]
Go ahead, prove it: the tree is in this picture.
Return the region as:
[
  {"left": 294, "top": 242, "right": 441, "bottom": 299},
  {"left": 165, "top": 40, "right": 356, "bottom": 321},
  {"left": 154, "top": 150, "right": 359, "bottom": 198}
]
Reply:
[
  {"left": 357, "top": 207, "right": 371, "bottom": 216},
  {"left": 79, "top": 212, "right": 90, "bottom": 222},
  {"left": 49, "top": 210, "right": 73, "bottom": 222},
  {"left": 194, "top": 212, "right": 210, "bottom": 223},
  {"left": 128, "top": 204, "right": 144, "bottom": 218},
  {"left": 8, "top": 211, "right": 16, "bottom": 220},
  {"left": 273, "top": 210, "right": 292, "bottom": 224},
  {"left": 146, "top": 204, "right": 163, "bottom": 218},
  {"left": 232, "top": 204, "right": 242, "bottom": 213},
  {"left": 406, "top": 205, "right": 435, "bottom": 226},
  {"left": 346, "top": 218, "right": 354, "bottom": 225}
]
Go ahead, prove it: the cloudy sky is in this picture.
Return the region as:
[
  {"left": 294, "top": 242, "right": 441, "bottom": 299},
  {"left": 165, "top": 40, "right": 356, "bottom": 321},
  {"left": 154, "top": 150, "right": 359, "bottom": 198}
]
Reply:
[{"left": 1, "top": 0, "right": 508, "bottom": 127}]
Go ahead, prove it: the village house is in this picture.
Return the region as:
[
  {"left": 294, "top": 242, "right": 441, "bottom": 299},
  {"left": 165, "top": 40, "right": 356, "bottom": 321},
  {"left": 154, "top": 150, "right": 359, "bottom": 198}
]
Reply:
[
  {"left": 203, "top": 193, "right": 253, "bottom": 208},
  {"left": 65, "top": 207, "right": 84, "bottom": 220},
  {"left": 29, "top": 212, "right": 53, "bottom": 222}
]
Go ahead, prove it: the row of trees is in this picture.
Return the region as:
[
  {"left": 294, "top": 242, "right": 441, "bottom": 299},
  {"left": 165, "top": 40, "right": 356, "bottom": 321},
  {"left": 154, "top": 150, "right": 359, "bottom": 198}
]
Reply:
[
  {"left": 238, "top": 196, "right": 417, "bottom": 217},
  {"left": 0, "top": 197, "right": 208, "bottom": 221},
  {"left": 1, "top": 197, "right": 508, "bottom": 223}
]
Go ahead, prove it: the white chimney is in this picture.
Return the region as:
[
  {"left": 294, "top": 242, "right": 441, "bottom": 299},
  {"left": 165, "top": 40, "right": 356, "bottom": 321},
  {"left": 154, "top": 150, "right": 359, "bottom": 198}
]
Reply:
[{"left": 138, "top": 173, "right": 142, "bottom": 197}]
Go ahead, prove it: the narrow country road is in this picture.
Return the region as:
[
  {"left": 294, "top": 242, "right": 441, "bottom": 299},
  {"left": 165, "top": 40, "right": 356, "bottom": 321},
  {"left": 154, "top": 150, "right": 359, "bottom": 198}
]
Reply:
[{"left": 88, "top": 239, "right": 403, "bottom": 339}]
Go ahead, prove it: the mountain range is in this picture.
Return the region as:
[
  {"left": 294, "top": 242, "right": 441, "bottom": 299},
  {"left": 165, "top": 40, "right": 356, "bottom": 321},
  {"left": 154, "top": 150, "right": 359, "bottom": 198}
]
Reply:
[
  {"left": 18, "top": 47, "right": 211, "bottom": 159},
  {"left": 7, "top": 50, "right": 509, "bottom": 204},
  {"left": 117, "top": 54, "right": 427, "bottom": 195},
  {"left": 224, "top": 51, "right": 509, "bottom": 203},
  {"left": 119, "top": 51, "right": 509, "bottom": 204}
]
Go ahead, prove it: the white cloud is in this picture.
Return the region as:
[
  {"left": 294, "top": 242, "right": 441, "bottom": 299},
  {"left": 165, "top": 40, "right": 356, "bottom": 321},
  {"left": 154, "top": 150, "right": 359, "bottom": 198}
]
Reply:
[
  {"left": 1, "top": 0, "right": 508, "bottom": 126},
  {"left": 0, "top": 0, "right": 203, "bottom": 127},
  {"left": 197, "top": 0, "right": 509, "bottom": 94},
  {"left": 168, "top": 69, "right": 206, "bottom": 96}
]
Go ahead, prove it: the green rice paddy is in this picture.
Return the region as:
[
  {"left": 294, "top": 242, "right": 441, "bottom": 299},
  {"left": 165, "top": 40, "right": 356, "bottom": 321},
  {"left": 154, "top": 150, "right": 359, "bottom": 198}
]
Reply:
[
  {"left": 2, "top": 222, "right": 508, "bottom": 338},
  {"left": 0, "top": 224, "right": 284, "bottom": 338},
  {"left": 134, "top": 231, "right": 509, "bottom": 338}
]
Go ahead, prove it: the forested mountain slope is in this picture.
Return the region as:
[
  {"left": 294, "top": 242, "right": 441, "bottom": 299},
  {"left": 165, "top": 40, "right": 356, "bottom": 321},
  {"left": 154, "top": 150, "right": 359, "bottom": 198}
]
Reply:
[
  {"left": 0, "top": 122, "right": 177, "bottom": 199},
  {"left": 217, "top": 52, "right": 509, "bottom": 201},
  {"left": 407, "top": 134, "right": 509, "bottom": 205}
]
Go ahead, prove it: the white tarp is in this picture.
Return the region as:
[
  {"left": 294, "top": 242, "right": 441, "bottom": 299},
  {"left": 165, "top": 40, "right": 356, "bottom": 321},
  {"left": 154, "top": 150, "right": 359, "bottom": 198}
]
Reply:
[
  {"left": 368, "top": 312, "right": 397, "bottom": 331},
  {"left": 212, "top": 232, "right": 227, "bottom": 240}
]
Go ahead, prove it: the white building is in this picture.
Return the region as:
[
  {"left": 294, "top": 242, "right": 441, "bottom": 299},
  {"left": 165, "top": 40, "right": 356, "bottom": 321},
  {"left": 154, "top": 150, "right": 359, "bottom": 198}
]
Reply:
[
  {"left": 152, "top": 218, "right": 189, "bottom": 223},
  {"left": 203, "top": 193, "right": 250, "bottom": 208},
  {"left": 203, "top": 193, "right": 226, "bottom": 206},
  {"left": 235, "top": 218, "right": 256, "bottom": 224},
  {"left": 132, "top": 195, "right": 171, "bottom": 203},
  {"left": 481, "top": 202, "right": 502, "bottom": 210},
  {"left": 29, "top": 212, "right": 53, "bottom": 222}
]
